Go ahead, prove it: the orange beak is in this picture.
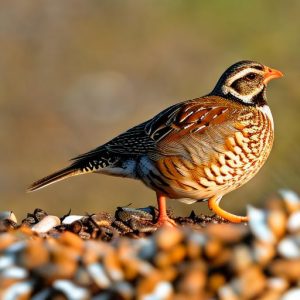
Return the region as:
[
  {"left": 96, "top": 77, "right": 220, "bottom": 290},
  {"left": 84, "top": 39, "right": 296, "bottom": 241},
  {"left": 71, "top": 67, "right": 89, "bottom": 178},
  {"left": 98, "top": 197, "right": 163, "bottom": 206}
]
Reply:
[{"left": 263, "top": 66, "right": 284, "bottom": 85}]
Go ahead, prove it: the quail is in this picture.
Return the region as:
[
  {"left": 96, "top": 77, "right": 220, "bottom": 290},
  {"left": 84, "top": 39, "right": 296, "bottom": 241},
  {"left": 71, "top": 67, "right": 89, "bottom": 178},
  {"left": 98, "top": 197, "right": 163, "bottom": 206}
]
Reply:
[{"left": 28, "top": 61, "right": 283, "bottom": 226}]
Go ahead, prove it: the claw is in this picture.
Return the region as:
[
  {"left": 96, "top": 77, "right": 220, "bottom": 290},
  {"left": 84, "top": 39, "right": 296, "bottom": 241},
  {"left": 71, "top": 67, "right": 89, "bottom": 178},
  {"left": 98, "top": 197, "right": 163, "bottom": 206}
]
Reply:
[{"left": 154, "top": 216, "right": 177, "bottom": 227}]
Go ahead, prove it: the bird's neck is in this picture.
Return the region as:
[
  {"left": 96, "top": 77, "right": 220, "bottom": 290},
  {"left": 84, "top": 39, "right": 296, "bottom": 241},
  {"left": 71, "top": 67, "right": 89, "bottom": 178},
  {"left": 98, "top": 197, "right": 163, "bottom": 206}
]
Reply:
[{"left": 251, "top": 88, "right": 268, "bottom": 107}]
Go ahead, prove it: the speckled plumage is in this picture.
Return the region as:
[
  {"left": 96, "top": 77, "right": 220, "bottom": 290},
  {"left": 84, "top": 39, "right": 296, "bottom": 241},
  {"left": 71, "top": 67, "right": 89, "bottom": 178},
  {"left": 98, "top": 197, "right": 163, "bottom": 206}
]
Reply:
[{"left": 28, "top": 60, "right": 283, "bottom": 224}]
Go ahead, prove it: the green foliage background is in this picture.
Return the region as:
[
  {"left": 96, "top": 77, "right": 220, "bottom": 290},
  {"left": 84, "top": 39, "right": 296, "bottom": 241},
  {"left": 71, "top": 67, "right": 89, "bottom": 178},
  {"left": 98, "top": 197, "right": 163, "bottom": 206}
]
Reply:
[{"left": 1, "top": 1, "right": 299, "bottom": 217}]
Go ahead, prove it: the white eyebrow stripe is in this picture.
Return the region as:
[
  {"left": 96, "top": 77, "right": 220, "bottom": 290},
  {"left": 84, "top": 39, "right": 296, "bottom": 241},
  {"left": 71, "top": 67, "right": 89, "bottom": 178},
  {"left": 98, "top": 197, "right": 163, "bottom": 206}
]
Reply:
[{"left": 226, "top": 68, "right": 263, "bottom": 85}]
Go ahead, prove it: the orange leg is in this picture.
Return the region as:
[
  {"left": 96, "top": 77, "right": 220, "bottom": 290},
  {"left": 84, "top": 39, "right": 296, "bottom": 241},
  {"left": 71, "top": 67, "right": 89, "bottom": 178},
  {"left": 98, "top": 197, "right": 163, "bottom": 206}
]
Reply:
[
  {"left": 155, "top": 192, "right": 177, "bottom": 227},
  {"left": 208, "top": 195, "right": 248, "bottom": 223}
]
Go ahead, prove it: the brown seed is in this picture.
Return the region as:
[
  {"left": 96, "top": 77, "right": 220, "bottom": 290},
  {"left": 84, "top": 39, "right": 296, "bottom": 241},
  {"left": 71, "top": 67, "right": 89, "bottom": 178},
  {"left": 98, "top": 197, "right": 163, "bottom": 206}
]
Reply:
[
  {"left": 206, "top": 223, "right": 247, "bottom": 243},
  {"left": 82, "top": 240, "right": 111, "bottom": 265},
  {"left": 267, "top": 209, "right": 287, "bottom": 240},
  {"left": 103, "top": 249, "right": 123, "bottom": 281},
  {"left": 36, "top": 239, "right": 78, "bottom": 281},
  {"left": 154, "top": 251, "right": 171, "bottom": 269},
  {"left": 231, "top": 245, "right": 253, "bottom": 273},
  {"left": 169, "top": 244, "right": 186, "bottom": 264},
  {"left": 136, "top": 270, "right": 163, "bottom": 297},
  {"left": 160, "top": 266, "right": 178, "bottom": 282},
  {"left": 69, "top": 220, "right": 83, "bottom": 234},
  {"left": 204, "top": 238, "right": 222, "bottom": 259},
  {"left": 235, "top": 266, "right": 267, "bottom": 299},
  {"left": 155, "top": 227, "right": 183, "bottom": 251},
  {"left": 0, "top": 233, "right": 17, "bottom": 251},
  {"left": 269, "top": 259, "right": 300, "bottom": 280},
  {"left": 122, "top": 256, "right": 153, "bottom": 280},
  {"left": 74, "top": 266, "right": 93, "bottom": 286},
  {"left": 258, "top": 290, "right": 285, "bottom": 300},
  {"left": 58, "top": 231, "right": 83, "bottom": 254},
  {"left": 19, "top": 238, "right": 49, "bottom": 269},
  {"left": 186, "top": 239, "right": 202, "bottom": 259},
  {"left": 253, "top": 240, "right": 276, "bottom": 266},
  {"left": 208, "top": 273, "right": 226, "bottom": 294},
  {"left": 177, "top": 264, "right": 206, "bottom": 295}
]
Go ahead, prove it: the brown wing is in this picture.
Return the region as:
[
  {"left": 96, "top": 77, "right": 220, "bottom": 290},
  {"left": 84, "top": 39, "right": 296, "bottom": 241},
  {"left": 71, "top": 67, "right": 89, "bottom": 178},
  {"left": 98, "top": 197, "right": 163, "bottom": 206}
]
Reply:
[
  {"left": 145, "top": 96, "right": 241, "bottom": 160},
  {"left": 72, "top": 96, "right": 240, "bottom": 163}
]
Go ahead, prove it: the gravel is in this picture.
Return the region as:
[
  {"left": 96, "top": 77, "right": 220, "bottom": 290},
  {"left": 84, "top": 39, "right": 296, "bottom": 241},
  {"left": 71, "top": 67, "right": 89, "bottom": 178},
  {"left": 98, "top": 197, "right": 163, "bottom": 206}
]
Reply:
[{"left": 0, "top": 190, "right": 299, "bottom": 299}]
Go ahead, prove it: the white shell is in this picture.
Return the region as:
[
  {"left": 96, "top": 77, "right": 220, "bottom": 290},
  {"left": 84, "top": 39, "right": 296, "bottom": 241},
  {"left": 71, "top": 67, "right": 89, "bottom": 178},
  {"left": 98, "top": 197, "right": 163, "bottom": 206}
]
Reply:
[
  {"left": 247, "top": 205, "right": 275, "bottom": 243},
  {"left": 6, "top": 241, "right": 26, "bottom": 254},
  {"left": 282, "top": 288, "right": 300, "bottom": 300},
  {"left": 218, "top": 285, "right": 238, "bottom": 299},
  {"left": 267, "top": 277, "right": 288, "bottom": 291},
  {"left": 278, "top": 237, "right": 300, "bottom": 259},
  {"left": 279, "top": 190, "right": 300, "bottom": 205},
  {"left": 2, "top": 281, "right": 33, "bottom": 300},
  {"left": 2, "top": 266, "right": 28, "bottom": 279},
  {"left": 287, "top": 211, "right": 300, "bottom": 232},
  {"left": 32, "top": 216, "right": 61, "bottom": 233},
  {"left": 143, "top": 281, "right": 173, "bottom": 300},
  {"left": 53, "top": 280, "right": 90, "bottom": 299},
  {"left": 0, "top": 211, "right": 17, "bottom": 223},
  {"left": 87, "top": 263, "right": 111, "bottom": 288},
  {"left": 62, "top": 215, "right": 84, "bottom": 225},
  {"left": 112, "top": 281, "right": 134, "bottom": 299},
  {"left": 0, "top": 256, "right": 15, "bottom": 269}
]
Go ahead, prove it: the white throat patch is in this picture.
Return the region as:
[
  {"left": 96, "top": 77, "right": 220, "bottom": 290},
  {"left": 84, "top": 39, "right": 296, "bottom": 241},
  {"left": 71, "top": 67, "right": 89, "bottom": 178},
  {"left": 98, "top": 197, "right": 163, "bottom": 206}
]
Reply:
[{"left": 258, "top": 105, "right": 274, "bottom": 130}]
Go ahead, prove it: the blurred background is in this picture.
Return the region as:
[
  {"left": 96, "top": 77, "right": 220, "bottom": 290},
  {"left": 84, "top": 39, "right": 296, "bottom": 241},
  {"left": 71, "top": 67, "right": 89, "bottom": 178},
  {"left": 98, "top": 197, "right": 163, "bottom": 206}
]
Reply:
[{"left": 1, "top": 0, "right": 299, "bottom": 218}]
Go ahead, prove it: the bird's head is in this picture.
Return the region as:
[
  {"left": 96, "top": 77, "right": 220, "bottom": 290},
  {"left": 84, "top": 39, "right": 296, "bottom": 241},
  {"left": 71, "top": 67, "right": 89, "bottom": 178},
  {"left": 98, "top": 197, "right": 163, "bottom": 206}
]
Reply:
[{"left": 212, "top": 60, "right": 283, "bottom": 106}]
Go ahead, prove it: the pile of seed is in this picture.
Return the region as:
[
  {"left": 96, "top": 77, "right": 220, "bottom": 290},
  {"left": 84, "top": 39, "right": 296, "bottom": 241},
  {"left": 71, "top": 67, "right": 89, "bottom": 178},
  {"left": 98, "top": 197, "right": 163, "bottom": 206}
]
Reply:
[{"left": 0, "top": 190, "right": 300, "bottom": 299}]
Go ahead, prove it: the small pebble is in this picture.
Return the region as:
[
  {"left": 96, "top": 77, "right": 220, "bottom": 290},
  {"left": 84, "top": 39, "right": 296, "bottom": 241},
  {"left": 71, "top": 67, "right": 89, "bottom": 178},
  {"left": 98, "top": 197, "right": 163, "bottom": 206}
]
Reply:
[
  {"left": 0, "top": 211, "right": 17, "bottom": 223},
  {"left": 32, "top": 215, "right": 61, "bottom": 233}
]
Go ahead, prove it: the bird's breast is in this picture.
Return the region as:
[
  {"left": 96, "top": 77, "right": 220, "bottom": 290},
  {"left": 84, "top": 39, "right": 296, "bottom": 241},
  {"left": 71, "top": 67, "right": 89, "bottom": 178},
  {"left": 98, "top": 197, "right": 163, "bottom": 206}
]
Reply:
[
  {"left": 197, "top": 107, "right": 274, "bottom": 195},
  {"left": 144, "top": 107, "right": 274, "bottom": 200}
]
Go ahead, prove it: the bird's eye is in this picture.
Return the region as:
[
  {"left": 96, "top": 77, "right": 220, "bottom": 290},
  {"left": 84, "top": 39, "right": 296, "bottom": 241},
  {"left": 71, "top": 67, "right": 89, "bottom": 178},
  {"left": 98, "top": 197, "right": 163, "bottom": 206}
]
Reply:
[{"left": 245, "top": 73, "right": 257, "bottom": 80}]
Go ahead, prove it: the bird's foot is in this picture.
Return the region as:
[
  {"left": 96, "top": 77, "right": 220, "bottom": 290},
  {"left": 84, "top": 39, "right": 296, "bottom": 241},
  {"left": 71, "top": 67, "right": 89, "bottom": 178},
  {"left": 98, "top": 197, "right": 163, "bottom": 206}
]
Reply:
[
  {"left": 154, "top": 215, "right": 177, "bottom": 228},
  {"left": 208, "top": 196, "right": 248, "bottom": 223}
]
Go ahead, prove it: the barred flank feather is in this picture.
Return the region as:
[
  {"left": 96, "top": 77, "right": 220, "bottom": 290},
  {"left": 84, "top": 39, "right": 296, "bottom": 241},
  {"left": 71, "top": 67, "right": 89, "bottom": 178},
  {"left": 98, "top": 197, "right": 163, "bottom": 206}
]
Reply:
[{"left": 27, "top": 166, "right": 81, "bottom": 192}]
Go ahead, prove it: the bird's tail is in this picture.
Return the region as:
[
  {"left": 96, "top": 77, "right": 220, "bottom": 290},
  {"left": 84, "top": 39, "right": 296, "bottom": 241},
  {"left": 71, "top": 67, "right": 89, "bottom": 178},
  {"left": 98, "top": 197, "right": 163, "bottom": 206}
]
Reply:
[{"left": 27, "top": 165, "right": 82, "bottom": 192}]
